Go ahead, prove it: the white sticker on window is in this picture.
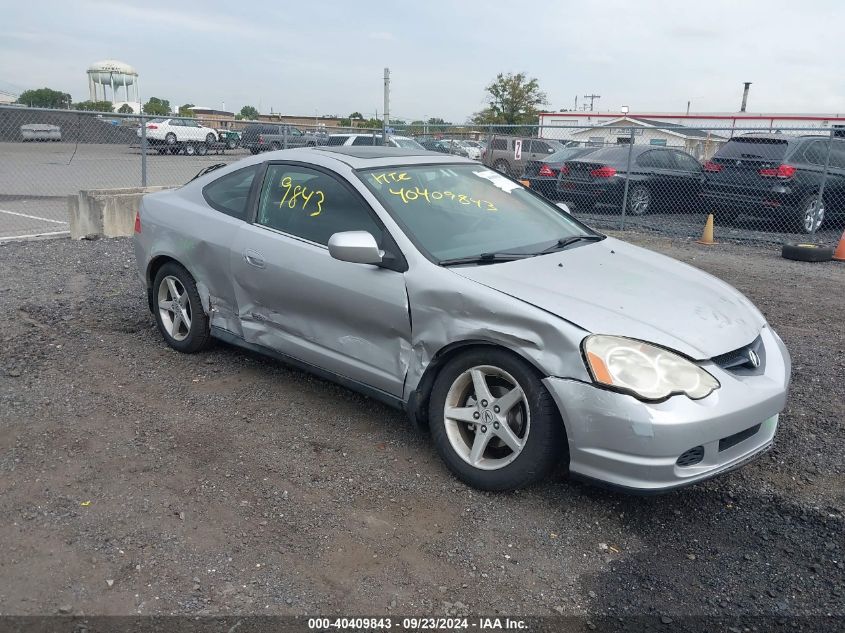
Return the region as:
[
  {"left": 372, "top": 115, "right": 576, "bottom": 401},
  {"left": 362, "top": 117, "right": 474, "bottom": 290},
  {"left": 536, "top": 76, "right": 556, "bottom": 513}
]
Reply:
[{"left": 473, "top": 169, "right": 521, "bottom": 193}]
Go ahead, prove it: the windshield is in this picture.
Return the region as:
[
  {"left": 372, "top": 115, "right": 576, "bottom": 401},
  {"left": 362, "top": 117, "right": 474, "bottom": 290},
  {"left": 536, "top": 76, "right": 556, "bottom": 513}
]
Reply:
[
  {"left": 359, "top": 164, "right": 596, "bottom": 261},
  {"left": 393, "top": 137, "right": 425, "bottom": 149}
]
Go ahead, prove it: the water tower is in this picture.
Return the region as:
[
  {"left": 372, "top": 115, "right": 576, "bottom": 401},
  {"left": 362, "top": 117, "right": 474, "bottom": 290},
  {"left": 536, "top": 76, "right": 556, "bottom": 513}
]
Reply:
[{"left": 87, "top": 60, "right": 140, "bottom": 109}]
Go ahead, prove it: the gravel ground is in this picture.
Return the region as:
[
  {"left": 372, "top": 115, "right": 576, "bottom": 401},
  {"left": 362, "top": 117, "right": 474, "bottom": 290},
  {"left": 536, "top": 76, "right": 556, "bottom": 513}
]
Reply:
[{"left": 0, "top": 233, "right": 842, "bottom": 626}]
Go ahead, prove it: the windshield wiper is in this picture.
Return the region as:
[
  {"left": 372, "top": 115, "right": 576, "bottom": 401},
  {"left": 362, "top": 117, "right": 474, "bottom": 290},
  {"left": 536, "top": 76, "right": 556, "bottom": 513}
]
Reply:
[
  {"left": 537, "top": 234, "right": 604, "bottom": 254},
  {"left": 438, "top": 252, "right": 533, "bottom": 266}
]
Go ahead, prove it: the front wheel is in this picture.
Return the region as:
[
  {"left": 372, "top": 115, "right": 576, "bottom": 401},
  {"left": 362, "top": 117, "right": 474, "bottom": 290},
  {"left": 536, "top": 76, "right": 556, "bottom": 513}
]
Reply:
[
  {"left": 206, "top": 133, "right": 216, "bottom": 144},
  {"left": 429, "top": 349, "right": 565, "bottom": 491},
  {"left": 226, "top": 138, "right": 237, "bottom": 150},
  {"left": 184, "top": 143, "right": 197, "bottom": 156},
  {"left": 165, "top": 132, "right": 177, "bottom": 146},
  {"left": 152, "top": 263, "right": 212, "bottom": 353}
]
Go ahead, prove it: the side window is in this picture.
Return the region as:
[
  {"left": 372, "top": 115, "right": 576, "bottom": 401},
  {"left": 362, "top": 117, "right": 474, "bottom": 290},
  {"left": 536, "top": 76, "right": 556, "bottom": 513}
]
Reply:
[
  {"left": 256, "top": 165, "right": 383, "bottom": 247},
  {"left": 288, "top": 127, "right": 303, "bottom": 136},
  {"left": 533, "top": 140, "right": 552, "bottom": 153},
  {"left": 803, "top": 140, "right": 827, "bottom": 166},
  {"left": 202, "top": 165, "right": 259, "bottom": 221},
  {"left": 829, "top": 143, "right": 845, "bottom": 169},
  {"left": 638, "top": 150, "right": 673, "bottom": 169},
  {"left": 672, "top": 151, "right": 702, "bottom": 172},
  {"left": 491, "top": 138, "right": 507, "bottom": 151},
  {"left": 326, "top": 136, "right": 346, "bottom": 146},
  {"left": 169, "top": 119, "right": 181, "bottom": 127},
  {"left": 352, "top": 135, "right": 380, "bottom": 146}
]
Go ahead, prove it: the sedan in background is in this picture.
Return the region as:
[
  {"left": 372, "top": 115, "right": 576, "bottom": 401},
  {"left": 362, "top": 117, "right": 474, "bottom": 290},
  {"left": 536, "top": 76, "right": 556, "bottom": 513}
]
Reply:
[
  {"left": 420, "top": 139, "right": 469, "bottom": 157},
  {"left": 521, "top": 147, "right": 600, "bottom": 199},
  {"left": 138, "top": 118, "right": 218, "bottom": 148},
  {"left": 134, "top": 146, "right": 789, "bottom": 493},
  {"left": 556, "top": 145, "right": 704, "bottom": 215}
]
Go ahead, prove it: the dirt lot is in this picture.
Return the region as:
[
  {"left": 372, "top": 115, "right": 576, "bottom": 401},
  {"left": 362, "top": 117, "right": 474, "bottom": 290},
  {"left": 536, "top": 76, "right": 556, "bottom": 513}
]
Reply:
[{"left": 0, "top": 233, "right": 843, "bottom": 626}]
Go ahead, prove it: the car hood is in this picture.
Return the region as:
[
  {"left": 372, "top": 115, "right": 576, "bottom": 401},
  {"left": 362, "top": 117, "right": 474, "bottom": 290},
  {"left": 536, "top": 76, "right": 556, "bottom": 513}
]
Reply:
[{"left": 450, "top": 237, "right": 765, "bottom": 360}]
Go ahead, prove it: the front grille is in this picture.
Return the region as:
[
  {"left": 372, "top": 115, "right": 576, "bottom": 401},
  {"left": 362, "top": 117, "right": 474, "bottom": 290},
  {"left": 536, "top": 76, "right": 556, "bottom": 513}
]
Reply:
[
  {"left": 677, "top": 446, "right": 705, "bottom": 467},
  {"left": 711, "top": 335, "right": 765, "bottom": 375},
  {"left": 719, "top": 423, "right": 761, "bottom": 452}
]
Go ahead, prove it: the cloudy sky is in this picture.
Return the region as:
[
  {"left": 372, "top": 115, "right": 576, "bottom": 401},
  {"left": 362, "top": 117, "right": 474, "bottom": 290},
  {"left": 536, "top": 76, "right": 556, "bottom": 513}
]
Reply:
[{"left": 2, "top": 0, "right": 843, "bottom": 120}]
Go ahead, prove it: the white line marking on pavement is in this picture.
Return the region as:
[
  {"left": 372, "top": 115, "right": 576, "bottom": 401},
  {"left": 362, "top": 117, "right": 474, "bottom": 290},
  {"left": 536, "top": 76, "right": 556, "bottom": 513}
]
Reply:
[
  {"left": 0, "top": 230, "right": 70, "bottom": 242},
  {"left": 0, "top": 208, "right": 69, "bottom": 225}
]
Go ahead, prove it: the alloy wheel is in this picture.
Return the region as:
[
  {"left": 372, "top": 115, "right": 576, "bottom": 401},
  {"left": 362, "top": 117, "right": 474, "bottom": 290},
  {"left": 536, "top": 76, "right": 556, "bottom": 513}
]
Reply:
[
  {"left": 629, "top": 186, "right": 651, "bottom": 215},
  {"left": 157, "top": 275, "right": 192, "bottom": 342},
  {"left": 443, "top": 365, "right": 530, "bottom": 470},
  {"left": 803, "top": 197, "right": 825, "bottom": 233}
]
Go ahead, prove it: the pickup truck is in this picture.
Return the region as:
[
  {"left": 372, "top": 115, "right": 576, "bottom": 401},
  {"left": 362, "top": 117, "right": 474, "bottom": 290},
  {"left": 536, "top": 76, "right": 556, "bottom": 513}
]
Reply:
[{"left": 241, "top": 123, "right": 316, "bottom": 153}]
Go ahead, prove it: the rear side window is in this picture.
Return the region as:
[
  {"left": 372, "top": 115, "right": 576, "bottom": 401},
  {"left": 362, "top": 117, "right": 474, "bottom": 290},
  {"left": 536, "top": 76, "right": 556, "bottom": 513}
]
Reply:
[
  {"left": 715, "top": 137, "right": 790, "bottom": 161},
  {"left": 202, "top": 165, "right": 259, "bottom": 221},
  {"left": 802, "top": 140, "right": 828, "bottom": 165},
  {"left": 352, "top": 135, "right": 381, "bottom": 146},
  {"left": 326, "top": 135, "right": 347, "bottom": 146},
  {"left": 491, "top": 138, "right": 508, "bottom": 150},
  {"left": 637, "top": 150, "right": 673, "bottom": 169}
]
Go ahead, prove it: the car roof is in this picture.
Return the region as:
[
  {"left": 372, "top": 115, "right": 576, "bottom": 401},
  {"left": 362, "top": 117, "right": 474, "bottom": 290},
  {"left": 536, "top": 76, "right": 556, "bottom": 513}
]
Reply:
[{"left": 312, "top": 146, "right": 471, "bottom": 167}]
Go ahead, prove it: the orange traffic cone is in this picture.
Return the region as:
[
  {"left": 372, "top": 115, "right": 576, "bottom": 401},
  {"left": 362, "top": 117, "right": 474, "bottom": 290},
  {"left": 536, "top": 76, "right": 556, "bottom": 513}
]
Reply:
[
  {"left": 833, "top": 228, "right": 845, "bottom": 261},
  {"left": 697, "top": 213, "right": 716, "bottom": 245}
]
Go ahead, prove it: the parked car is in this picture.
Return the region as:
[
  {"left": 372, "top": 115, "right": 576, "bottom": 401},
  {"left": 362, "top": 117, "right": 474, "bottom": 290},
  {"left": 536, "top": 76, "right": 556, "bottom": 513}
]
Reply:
[
  {"left": 701, "top": 133, "right": 845, "bottom": 233},
  {"left": 325, "top": 133, "right": 424, "bottom": 149},
  {"left": 216, "top": 129, "right": 241, "bottom": 150},
  {"left": 134, "top": 146, "right": 790, "bottom": 493},
  {"left": 521, "top": 147, "right": 601, "bottom": 199},
  {"left": 20, "top": 123, "right": 61, "bottom": 142},
  {"left": 240, "top": 123, "right": 314, "bottom": 153},
  {"left": 138, "top": 118, "right": 218, "bottom": 148},
  {"left": 458, "top": 140, "right": 483, "bottom": 160},
  {"left": 304, "top": 129, "right": 329, "bottom": 146},
  {"left": 556, "top": 145, "right": 704, "bottom": 215},
  {"left": 482, "top": 137, "right": 568, "bottom": 177},
  {"left": 421, "top": 139, "right": 469, "bottom": 157}
]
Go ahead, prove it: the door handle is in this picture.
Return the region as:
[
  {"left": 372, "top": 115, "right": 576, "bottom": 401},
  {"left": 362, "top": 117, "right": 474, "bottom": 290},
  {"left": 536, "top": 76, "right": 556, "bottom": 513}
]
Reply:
[{"left": 243, "top": 249, "right": 265, "bottom": 269}]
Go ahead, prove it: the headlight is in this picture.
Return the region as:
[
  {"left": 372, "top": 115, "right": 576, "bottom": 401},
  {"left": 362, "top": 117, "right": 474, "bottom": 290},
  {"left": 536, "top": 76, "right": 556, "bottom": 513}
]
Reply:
[{"left": 583, "top": 335, "right": 719, "bottom": 401}]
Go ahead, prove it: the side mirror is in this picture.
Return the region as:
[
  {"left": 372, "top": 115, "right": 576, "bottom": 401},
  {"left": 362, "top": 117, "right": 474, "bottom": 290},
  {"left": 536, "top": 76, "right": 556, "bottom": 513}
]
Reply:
[
  {"left": 328, "top": 231, "right": 383, "bottom": 265},
  {"left": 556, "top": 202, "right": 572, "bottom": 214}
]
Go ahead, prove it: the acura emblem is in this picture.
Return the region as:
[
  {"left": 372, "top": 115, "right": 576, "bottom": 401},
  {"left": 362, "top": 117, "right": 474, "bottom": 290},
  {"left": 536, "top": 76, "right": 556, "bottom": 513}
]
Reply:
[{"left": 747, "top": 349, "right": 760, "bottom": 368}]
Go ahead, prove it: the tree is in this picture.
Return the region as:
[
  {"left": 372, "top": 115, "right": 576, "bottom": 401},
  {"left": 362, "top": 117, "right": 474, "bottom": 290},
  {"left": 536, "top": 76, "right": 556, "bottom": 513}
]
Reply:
[
  {"left": 349, "top": 112, "right": 363, "bottom": 120},
  {"left": 239, "top": 105, "right": 259, "bottom": 120},
  {"left": 72, "top": 100, "right": 113, "bottom": 112},
  {"left": 143, "top": 97, "right": 170, "bottom": 116},
  {"left": 472, "top": 72, "right": 547, "bottom": 125},
  {"left": 117, "top": 103, "right": 134, "bottom": 114},
  {"left": 427, "top": 117, "right": 447, "bottom": 124},
  {"left": 17, "top": 87, "right": 71, "bottom": 109},
  {"left": 178, "top": 103, "right": 195, "bottom": 117}
]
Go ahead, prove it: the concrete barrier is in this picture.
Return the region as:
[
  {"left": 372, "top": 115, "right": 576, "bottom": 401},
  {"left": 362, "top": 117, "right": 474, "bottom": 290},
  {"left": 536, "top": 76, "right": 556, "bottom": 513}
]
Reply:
[{"left": 68, "top": 187, "right": 170, "bottom": 239}]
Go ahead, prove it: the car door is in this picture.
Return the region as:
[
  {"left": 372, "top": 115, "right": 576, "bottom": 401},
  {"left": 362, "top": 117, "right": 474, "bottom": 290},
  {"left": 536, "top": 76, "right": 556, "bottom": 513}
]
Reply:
[
  {"left": 635, "top": 149, "right": 676, "bottom": 203},
  {"left": 229, "top": 162, "right": 411, "bottom": 397},
  {"left": 669, "top": 150, "right": 705, "bottom": 209}
]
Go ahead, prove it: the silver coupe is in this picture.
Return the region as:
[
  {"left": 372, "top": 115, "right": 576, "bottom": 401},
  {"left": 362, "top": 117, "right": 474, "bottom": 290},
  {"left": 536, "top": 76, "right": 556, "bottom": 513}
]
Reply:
[{"left": 133, "top": 147, "right": 790, "bottom": 492}]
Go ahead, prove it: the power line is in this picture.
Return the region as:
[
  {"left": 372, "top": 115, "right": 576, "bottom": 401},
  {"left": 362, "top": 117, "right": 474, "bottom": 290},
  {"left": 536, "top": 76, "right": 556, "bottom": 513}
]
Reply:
[{"left": 583, "top": 94, "right": 601, "bottom": 111}]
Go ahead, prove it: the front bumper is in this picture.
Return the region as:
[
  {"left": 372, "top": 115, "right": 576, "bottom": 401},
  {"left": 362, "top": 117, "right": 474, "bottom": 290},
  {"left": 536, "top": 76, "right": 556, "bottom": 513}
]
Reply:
[{"left": 542, "top": 326, "right": 791, "bottom": 492}]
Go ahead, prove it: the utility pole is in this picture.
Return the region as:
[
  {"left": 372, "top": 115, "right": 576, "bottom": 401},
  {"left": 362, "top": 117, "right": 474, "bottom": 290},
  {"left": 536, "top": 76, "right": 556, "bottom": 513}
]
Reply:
[
  {"left": 740, "top": 82, "right": 752, "bottom": 112},
  {"left": 383, "top": 67, "right": 390, "bottom": 145},
  {"left": 574, "top": 95, "right": 578, "bottom": 111},
  {"left": 583, "top": 94, "right": 601, "bottom": 111}
]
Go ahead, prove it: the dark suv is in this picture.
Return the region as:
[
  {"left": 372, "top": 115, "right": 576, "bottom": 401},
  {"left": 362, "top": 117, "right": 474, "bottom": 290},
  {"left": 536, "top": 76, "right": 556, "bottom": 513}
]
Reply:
[
  {"left": 241, "top": 123, "right": 312, "bottom": 154},
  {"left": 701, "top": 134, "right": 845, "bottom": 233}
]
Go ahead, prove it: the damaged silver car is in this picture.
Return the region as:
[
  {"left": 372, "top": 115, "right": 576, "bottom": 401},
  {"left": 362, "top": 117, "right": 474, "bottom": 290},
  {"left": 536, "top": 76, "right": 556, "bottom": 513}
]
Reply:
[{"left": 133, "top": 147, "right": 791, "bottom": 492}]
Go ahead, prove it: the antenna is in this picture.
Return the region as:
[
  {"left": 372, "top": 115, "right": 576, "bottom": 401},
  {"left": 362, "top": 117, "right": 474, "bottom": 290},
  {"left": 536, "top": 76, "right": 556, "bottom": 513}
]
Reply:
[{"left": 583, "top": 94, "right": 601, "bottom": 111}]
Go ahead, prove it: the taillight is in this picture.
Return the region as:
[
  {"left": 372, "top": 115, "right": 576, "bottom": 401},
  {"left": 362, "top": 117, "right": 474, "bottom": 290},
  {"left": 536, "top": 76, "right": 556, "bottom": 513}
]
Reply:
[
  {"left": 758, "top": 164, "right": 796, "bottom": 179},
  {"left": 147, "top": 124, "right": 158, "bottom": 130},
  {"left": 538, "top": 164, "right": 556, "bottom": 177},
  {"left": 258, "top": 135, "right": 264, "bottom": 143},
  {"left": 134, "top": 212, "right": 141, "bottom": 234},
  {"left": 703, "top": 161, "right": 722, "bottom": 172},
  {"left": 590, "top": 166, "right": 617, "bottom": 178},
  {"left": 559, "top": 164, "right": 570, "bottom": 176}
]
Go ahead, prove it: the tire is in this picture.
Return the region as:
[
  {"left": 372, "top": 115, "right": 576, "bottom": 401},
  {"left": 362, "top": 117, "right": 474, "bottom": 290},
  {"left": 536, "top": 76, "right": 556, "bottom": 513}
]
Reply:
[
  {"left": 797, "top": 194, "right": 825, "bottom": 234},
  {"left": 152, "top": 262, "right": 212, "bottom": 353},
  {"left": 196, "top": 143, "right": 208, "bottom": 156},
  {"left": 627, "top": 184, "right": 652, "bottom": 216},
  {"left": 206, "top": 132, "right": 216, "bottom": 144},
  {"left": 226, "top": 139, "right": 237, "bottom": 150},
  {"left": 270, "top": 141, "right": 281, "bottom": 151},
  {"left": 184, "top": 143, "right": 197, "bottom": 156},
  {"left": 165, "top": 132, "right": 177, "bottom": 146},
  {"left": 781, "top": 242, "right": 834, "bottom": 262},
  {"left": 428, "top": 348, "right": 566, "bottom": 491},
  {"left": 493, "top": 160, "right": 512, "bottom": 176}
]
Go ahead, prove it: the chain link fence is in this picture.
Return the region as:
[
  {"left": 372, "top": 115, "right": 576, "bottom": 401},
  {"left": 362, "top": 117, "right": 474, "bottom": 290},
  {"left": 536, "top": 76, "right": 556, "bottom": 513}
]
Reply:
[{"left": 1, "top": 104, "right": 843, "bottom": 246}]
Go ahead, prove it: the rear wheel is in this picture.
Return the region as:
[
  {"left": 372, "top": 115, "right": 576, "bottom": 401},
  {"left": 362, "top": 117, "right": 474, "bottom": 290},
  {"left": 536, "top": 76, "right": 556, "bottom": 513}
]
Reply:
[
  {"left": 184, "top": 143, "right": 197, "bottom": 156},
  {"left": 152, "top": 263, "right": 212, "bottom": 353},
  {"left": 226, "top": 138, "right": 237, "bottom": 150},
  {"left": 429, "top": 349, "right": 565, "bottom": 491},
  {"left": 165, "top": 132, "right": 177, "bottom": 146},
  {"left": 196, "top": 143, "right": 208, "bottom": 156},
  {"left": 627, "top": 184, "right": 652, "bottom": 216},
  {"left": 798, "top": 194, "right": 825, "bottom": 234},
  {"left": 493, "top": 159, "right": 513, "bottom": 176}
]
